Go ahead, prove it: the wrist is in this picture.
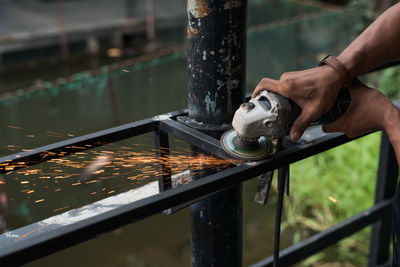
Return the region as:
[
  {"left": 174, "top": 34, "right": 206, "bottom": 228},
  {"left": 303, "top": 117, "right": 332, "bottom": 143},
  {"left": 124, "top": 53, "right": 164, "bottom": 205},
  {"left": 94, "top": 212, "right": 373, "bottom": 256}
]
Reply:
[
  {"left": 319, "top": 55, "right": 352, "bottom": 85},
  {"left": 382, "top": 103, "right": 400, "bottom": 141},
  {"left": 337, "top": 50, "right": 362, "bottom": 79}
]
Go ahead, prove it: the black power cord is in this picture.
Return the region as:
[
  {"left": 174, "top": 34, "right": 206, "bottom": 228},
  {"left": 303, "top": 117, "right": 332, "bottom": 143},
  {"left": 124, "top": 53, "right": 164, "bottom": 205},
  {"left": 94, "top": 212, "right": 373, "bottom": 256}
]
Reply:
[{"left": 274, "top": 165, "right": 288, "bottom": 267}]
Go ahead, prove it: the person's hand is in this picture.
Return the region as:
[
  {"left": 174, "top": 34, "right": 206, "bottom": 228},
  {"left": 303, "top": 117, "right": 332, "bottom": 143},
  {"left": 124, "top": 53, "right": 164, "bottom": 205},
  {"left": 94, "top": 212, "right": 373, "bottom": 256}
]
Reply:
[
  {"left": 322, "top": 79, "right": 397, "bottom": 138},
  {"left": 252, "top": 65, "right": 345, "bottom": 141}
]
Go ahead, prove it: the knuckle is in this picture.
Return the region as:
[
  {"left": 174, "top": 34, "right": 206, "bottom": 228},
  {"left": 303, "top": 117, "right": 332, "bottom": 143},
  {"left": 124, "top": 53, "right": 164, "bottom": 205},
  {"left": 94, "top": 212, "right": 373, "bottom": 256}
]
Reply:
[
  {"left": 260, "top": 77, "right": 269, "bottom": 84},
  {"left": 280, "top": 72, "right": 290, "bottom": 80},
  {"left": 280, "top": 77, "right": 295, "bottom": 92},
  {"left": 257, "top": 79, "right": 267, "bottom": 89}
]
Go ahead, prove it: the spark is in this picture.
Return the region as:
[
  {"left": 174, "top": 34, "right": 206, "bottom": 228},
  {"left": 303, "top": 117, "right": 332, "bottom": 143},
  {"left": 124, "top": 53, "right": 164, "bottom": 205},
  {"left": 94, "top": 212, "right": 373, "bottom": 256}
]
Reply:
[
  {"left": 45, "top": 130, "right": 64, "bottom": 136},
  {"left": 71, "top": 146, "right": 86, "bottom": 149},
  {"left": 8, "top": 125, "right": 22, "bottom": 130},
  {"left": 47, "top": 134, "right": 64, "bottom": 139},
  {"left": 122, "top": 69, "right": 130, "bottom": 73},
  {"left": 192, "top": 93, "right": 199, "bottom": 104},
  {"left": 26, "top": 134, "right": 35, "bottom": 138},
  {"left": 20, "top": 181, "right": 29, "bottom": 184},
  {"left": 16, "top": 224, "right": 48, "bottom": 242},
  {"left": 35, "top": 199, "right": 45, "bottom": 203},
  {"left": 53, "top": 206, "right": 69, "bottom": 212},
  {"left": 27, "top": 190, "right": 35, "bottom": 194},
  {"left": 328, "top": 196, "right": 338, "bottom": 203},
  {"left": 100, "top": 151, "right": 115, "bottom": 154}
]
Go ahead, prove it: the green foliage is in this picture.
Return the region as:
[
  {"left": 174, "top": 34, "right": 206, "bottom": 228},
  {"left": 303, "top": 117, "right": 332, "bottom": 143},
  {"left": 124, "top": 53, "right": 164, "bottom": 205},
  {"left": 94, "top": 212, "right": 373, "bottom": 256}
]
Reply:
[
  {"left": 377, "top": 66, "right": 400, "bottom": 100},
  {"left": 349, "top": 0, "right": 375, "bottom": 33},
  {"left": 282, "top": 132, "right": 381, "bottom": 266}
]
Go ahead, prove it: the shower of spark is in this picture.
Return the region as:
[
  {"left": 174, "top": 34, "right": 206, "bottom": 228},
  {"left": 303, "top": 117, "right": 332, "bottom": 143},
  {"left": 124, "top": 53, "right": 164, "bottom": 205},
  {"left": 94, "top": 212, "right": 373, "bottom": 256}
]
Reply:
[{"left": 0, "top": 132, "right": 237, "bottom": 220}]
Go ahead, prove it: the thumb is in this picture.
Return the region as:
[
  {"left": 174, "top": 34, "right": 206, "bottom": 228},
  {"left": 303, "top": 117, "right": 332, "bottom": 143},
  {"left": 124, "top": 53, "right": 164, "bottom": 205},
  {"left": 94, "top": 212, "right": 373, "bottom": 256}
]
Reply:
[
  {"left": 322, "top": 119, "right": 342, "bottom": 133},
  {"left": 290, "top": 107, "right": 314, "bottom": 141}
]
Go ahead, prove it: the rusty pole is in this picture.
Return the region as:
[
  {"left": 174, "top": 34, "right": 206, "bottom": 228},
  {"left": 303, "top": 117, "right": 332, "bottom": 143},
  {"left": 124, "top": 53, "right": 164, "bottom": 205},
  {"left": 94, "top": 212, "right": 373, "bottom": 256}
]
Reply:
[{"left": 185, "top": 0, "right": 247, "bottom": 266}]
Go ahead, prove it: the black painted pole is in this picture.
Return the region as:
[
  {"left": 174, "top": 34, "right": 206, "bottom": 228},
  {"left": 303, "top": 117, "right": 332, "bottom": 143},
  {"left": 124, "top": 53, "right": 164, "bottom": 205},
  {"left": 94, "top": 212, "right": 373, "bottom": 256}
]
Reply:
[{"left": 185, "top": 1, "right": 247, "bottom": 266}]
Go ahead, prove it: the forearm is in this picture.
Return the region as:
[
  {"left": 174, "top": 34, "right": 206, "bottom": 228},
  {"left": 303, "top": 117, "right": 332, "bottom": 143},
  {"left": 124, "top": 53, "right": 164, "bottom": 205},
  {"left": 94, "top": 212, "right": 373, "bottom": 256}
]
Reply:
[
  {"left": 383, "top": 104, "right": 400, "bottom": 166},
  {"left": 337, "top": 3, "right": 400, "bottom": 78}
]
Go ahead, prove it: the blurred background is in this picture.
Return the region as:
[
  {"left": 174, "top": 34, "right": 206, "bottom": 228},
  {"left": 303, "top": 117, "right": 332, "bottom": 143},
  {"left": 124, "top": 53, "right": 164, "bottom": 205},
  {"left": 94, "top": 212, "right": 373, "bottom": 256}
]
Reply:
[{"left": 0, "top": 0, "right": 399, "bottom": 266}]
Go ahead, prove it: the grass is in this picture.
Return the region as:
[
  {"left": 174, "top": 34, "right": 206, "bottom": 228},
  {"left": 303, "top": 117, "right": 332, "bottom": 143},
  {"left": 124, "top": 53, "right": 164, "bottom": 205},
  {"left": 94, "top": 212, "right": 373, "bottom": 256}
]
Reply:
[{"left": 281, "top": 131, "right": 381, "bottom": 266}]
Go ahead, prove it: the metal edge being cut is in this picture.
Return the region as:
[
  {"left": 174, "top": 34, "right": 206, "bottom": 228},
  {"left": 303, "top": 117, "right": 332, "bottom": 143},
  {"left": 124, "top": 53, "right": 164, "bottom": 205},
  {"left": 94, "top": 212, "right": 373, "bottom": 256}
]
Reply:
[{"left": 220, "top": 129, "right": 272, "bottom": 161}]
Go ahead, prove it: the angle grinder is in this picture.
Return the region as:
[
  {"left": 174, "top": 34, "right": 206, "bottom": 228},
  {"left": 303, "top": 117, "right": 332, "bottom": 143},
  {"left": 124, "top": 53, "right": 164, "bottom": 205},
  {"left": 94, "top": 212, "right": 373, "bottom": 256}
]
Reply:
[{"left": 220, "top": 88, "right": 351, "bottom": 161}]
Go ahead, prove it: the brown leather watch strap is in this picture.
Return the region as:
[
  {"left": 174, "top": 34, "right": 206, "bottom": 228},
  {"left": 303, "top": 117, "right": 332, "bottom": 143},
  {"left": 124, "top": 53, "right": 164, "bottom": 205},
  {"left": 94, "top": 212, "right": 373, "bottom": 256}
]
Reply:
[{"left": 322, "top": 55, "right": 352, "bottom": 84}]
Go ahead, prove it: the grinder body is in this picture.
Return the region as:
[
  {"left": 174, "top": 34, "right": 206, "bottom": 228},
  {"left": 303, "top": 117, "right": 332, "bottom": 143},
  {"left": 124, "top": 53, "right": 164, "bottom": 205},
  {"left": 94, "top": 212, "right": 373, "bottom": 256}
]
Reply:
[
  {"left": 221, "top": 88, "right": 350, "bottom": 161},
  {"left": 232, "top": 91, "right": 301, "bottom": 142}
]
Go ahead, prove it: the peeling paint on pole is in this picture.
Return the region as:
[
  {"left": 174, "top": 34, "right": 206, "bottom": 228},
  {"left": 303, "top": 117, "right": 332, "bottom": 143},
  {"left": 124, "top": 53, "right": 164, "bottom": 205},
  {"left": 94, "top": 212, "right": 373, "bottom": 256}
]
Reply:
[
  {"left": 188, "top": 0, "right": 212, "bottom": 18},
  {"left": 187, "top": 0, "right": 247, "bottom": 126}
]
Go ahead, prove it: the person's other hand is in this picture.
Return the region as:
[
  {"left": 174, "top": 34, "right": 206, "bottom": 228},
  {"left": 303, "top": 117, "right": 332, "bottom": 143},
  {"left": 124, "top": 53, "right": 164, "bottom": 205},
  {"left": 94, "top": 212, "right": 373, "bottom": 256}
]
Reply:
[
  {"left": 322, "top": 79, "right": 396, "bottom": 138},
  {"left": 252, "top": 65, "right": 344, "bottom": 141}
]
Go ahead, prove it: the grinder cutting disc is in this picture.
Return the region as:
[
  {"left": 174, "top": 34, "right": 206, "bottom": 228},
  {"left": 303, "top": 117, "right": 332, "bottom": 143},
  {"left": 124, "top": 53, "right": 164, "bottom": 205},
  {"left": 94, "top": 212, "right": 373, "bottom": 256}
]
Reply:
[{"left": 220, "top": 129, "right": 272, "bottom": 161}]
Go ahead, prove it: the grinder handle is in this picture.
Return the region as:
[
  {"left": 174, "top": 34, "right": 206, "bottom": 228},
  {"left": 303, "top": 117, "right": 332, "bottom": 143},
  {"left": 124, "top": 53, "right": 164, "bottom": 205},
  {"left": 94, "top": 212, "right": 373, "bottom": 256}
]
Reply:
[{"left": 313, "top": 86, "right": 351, "bottom": 125}]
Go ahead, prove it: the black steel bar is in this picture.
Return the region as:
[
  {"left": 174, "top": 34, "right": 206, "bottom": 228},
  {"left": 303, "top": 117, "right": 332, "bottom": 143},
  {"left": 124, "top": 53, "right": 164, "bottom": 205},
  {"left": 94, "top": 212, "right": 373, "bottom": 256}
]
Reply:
[
  {"left": 159, "top": 118, "right": 231, "bottom": 159},
  {"left": 0, "top": 130, "right": 353, "bottom": 266},
  {"left": 251, "top": 199, "right": 393, "bottom": 267},
  {"left": 154, "top": 123, "right": 172, "bottom": 192},
  {"left": 0, "top": 110, "right": 186, "bottom": 174},
  {"left": 368, "top": 132, "right": 399, "bottom": 267}
]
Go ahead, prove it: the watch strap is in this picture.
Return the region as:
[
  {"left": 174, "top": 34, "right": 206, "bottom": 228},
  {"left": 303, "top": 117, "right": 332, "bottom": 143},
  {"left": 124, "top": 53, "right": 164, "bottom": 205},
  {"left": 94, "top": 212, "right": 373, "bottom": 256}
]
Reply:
[{"left": 319, "top": 55, "right": 351, "bottom": 84}]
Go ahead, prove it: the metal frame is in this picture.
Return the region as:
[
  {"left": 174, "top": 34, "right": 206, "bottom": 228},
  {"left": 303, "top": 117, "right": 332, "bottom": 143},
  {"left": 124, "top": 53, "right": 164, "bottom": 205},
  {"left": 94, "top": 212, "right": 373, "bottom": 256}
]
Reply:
[{"left": 0, "top": 106, "right": 397, "bottom": 266}]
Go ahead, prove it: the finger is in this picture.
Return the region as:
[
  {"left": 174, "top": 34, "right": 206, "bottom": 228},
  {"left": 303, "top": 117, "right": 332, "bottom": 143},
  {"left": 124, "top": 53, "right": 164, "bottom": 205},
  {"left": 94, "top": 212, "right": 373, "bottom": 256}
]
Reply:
[
  {"left": 252, "top": 85, "right": 264, "bottom": 99},
  {"left": 322, "top": 120, "right": 342, "bottom": 133},
  {"left": 290, "top": 107, "right": 315, "bottom": 141},
  {"left": 252, "top": 78, "right": 280, "bottom": 98}
]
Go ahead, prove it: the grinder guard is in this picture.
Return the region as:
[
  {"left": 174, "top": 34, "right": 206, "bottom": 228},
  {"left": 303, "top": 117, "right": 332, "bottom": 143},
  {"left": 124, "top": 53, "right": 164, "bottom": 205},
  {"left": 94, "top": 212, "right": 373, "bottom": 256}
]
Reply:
[{"left": 232, "top": 91, "right": 301, "bottom": 142}]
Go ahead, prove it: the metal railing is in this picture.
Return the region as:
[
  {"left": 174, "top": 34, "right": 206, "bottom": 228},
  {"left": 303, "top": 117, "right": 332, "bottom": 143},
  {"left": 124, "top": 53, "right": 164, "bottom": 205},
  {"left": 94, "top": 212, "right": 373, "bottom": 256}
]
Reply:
[{"left": 0, "top": 103, "right": 397, "bottom": 266}]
